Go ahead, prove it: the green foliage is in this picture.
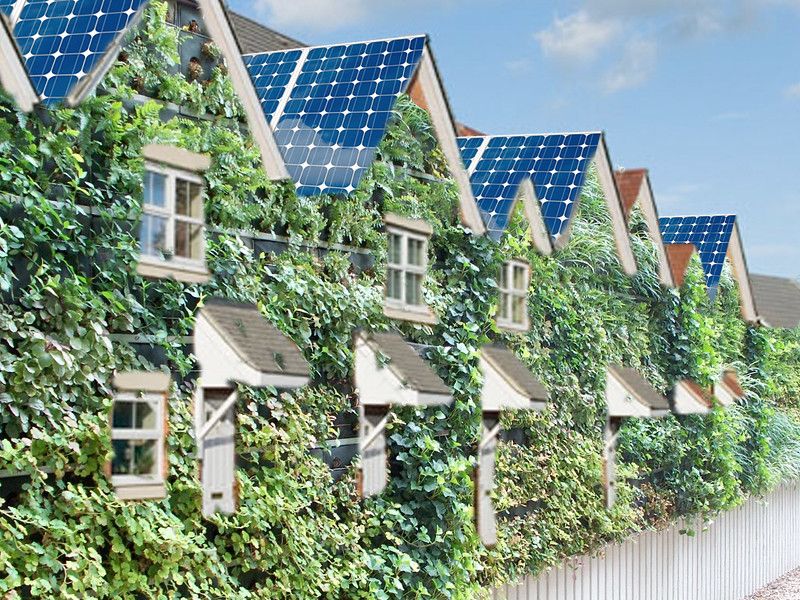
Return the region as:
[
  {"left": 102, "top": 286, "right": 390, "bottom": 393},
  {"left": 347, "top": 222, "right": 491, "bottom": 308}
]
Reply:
[{"left": 0, "top": 2, "right": 799, "bottom": 597}]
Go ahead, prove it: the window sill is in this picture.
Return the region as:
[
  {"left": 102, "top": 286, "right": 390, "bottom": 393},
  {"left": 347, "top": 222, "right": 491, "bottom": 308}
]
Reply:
[
  {"left": 112, "top": 479, "right": 166, "bottom": 501},
  {"left": 384, "top": 304, "right": 438, "bottom": 325},
  {"left": 497, "top": 320, "right": 530, "bottom": 334},
  {"left": 137, "top": 259, "right": 210, "bottom": 284}
]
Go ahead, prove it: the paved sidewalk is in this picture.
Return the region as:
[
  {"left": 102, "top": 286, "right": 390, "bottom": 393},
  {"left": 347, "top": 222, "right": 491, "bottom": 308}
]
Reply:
[{"left": 745, "top": 567, "right": 800, "bottom": 599}]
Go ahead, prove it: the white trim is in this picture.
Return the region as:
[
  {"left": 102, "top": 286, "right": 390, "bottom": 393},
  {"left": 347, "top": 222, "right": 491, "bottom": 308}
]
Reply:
[
  {"left": 142, "top": 145, "right": 211, "bottom": 172},
  {"left": 465, "top": 136, "right": 490, "bottom": 177},
  {"left": 0, "top": 15, "right": 38, "bottom": 113},
  {"left": 727, "top": 224, "right": 758, "bottom": 324},
  {"left": 519, "top": 178, "right": 554, "bottom": 256},
  {"left": 113, "top": 371, "right": 171, "bottom": 393},
  {"left": 64, "top": 6, "right": 148, "bottom": 107},
  {"left": 413, "top": 47, "right": 486, "bottom": 234},
  {"left": 195, "top": 0, "right": 290, "bottom": 181},
  {"left": 636, "top": 174, "right": 675, "bottom": 287},
  {"left": 9, "top": 0, "right": 25, "bottom": 24},
  {"left": 496, "top": 259, "right": 530, "bottom": 332},
  {"left": 384, "top": 224, "right": 432, "bottom": 318},
  {"left": 592, "top": 139, "right": 637, "bottom": 275}
]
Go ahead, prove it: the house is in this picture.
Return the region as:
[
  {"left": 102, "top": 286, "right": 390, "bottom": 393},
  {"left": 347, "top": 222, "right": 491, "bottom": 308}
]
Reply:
[
  {"left": 658, "top": 215, "right": 758, "bottom": 322},
  {"left": 603, "top": 365, "right": 670, "bottom": 508},
  {"left": 750, "top": 274, "right": 800, "bottom": 329},
  {"left": 457, "top": 131, "right": 638, "bottom": 275},
  {"left": 614, "top": 168, "right": 674, "bottom": 287},
  {"left": 353, "top": 331, "right": 452, "bottom": 497},
  {"left": 476, "top": 345, "right": 549, "bottom": 546}
]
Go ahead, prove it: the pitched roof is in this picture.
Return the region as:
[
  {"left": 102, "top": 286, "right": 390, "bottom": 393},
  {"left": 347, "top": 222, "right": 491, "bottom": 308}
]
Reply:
[
  {"left": 481, "top": 345, "right": 549, "bottom": 402},
  {"left": 614, "top": 169, "right": 646, "bottom": 218},
  {"left": 228, "top": 10, "right": 305, "bottom": 54},
  {"left": 362, "top": 332, "right": 450, "bottom": 395},
  {"left": 199, "top": 298, "right": 310, "bottom": 378},
  {"left": 608, "top": 365, "right": 670, "bottom": 411},
  {"left": 750, "top": 274, "right": 800, "bottom": 329}
]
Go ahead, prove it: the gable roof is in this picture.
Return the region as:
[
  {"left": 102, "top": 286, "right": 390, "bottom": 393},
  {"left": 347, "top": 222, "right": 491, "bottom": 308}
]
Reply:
[
  {"left": 8, "top": 0, "right": 149, "bottom": 107},
  {"left": 198, "top": 298, "right": 310, "bottom": 378},
  {"left": 614, "top": 168, "right": 674, "bottom": 287},
  {"left": 750, "top": 274, "right": 800, "bottom": 329},
  {"left": 239, "top": 34, "right": 485, "bottom": 233},
  {"left": 659, "top": 214, "right": 758, "bottom": 322},
  {"left": 481, "top": 345, "right": 549, "bottom": 405},
  {"left": 360, "top": 331, "right": 450, "bottom": 396},
  {"left": 457, "top": 131, "right": 636, "bottom": 274},
  {"left": 228, "top": 10, "right": 304, "bottom": 54},
  {"left": 608, "top": 365, "right": 670, "bottom": 412},
  {"left": 0, "top": 13, "right": 37, "bottom": 111}
]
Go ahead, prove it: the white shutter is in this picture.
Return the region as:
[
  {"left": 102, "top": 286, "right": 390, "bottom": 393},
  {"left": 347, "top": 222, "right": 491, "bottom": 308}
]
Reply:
[
  {"left": 202, "top": 390, "right": 236, "bottom": 515},
  {"left": 360, "top": 406, "right": 388, "bottom": 498},
  {"left": 477, "top": 415, "right": 499, "bottom": 547}
]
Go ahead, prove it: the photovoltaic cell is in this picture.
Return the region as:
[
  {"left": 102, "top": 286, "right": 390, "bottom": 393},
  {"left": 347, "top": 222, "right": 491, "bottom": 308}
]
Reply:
[
  {"left": 458, "top": 132, "right": 602, "bottom": 241},
  {"left": 659, "top": 215, "right": 736, "bottom": 293},
  {"left": 0, "top": 0, "right": 14, "bottom": 15},
  {"left": 13, "top": 0, "right": 148, "bottom": 104},
  {"left": 245, "top": 35, "right": 427, "bottom": 197}
]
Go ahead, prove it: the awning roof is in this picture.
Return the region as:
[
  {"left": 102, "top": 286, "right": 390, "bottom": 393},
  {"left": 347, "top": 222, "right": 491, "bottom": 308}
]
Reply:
[
  {"left": 480, "top": 345, "right": 548, "bottom": 412},
  {"left": 607, "top": 365, "right": 670, "bottom": 417},
  {"left": 751, "top": 274, "right": 800, "bottom": 329}
]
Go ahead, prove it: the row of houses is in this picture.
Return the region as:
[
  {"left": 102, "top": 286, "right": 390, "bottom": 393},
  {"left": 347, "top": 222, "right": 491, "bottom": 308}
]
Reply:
[{"left": 1, "top": 0, "right": 800, "bottom": 559}]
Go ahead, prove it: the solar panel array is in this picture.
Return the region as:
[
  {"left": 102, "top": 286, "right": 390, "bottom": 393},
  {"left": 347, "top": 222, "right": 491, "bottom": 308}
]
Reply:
[
  {"left": 244, "top": 35, "right": 427, "bottom": 197},
  {"left": 659, "top": 215, "right": 736, "bottom": 293},
  {"left": 0, "top": 0, "right": 14, "bottom": 15},
  {"left": 458, "top": 132, "right": 602, "bottom": 241},
  {"left": 13, "top": 0, "right": 147, "bottom": 104}
]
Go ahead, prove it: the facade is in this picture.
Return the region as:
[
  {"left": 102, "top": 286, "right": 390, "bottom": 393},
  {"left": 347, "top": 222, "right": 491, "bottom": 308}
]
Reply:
[{"left": 0, "top": 1, "right": 798, "bottom": 598}]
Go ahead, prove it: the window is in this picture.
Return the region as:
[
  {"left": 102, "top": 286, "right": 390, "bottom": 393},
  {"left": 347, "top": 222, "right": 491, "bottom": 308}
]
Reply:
[
  {"left": 111, "top": 390, "right": 166, "bottom": 499},
  {"left": 386, "top": 226, "right": 429, "bottom": 312},
  {"left": 140, "top": 164, "right": 205, "bottom": 264},
  {"left": 497, "top": 260, "right": 529, "bottom": 331}
]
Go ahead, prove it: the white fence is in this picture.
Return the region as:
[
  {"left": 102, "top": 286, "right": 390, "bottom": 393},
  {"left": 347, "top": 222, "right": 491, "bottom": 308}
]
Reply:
[{"left": 493, "top": 483, "right": 800, "bottom": 600}]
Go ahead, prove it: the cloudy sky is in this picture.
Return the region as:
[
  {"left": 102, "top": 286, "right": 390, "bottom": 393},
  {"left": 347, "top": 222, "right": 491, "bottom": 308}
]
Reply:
[{"left": 228, "top": 0, "right": 800, "bottom": 278}]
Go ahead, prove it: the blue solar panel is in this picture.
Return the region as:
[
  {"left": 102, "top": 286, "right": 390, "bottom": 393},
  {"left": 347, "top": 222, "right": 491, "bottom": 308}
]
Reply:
[
  {"left": 659, "top": 215, "right": 736, "bottom": 294},
  {"left": 245, "top": 35, "right": 427, "bottom": 197},
  {"left": 0, "top": 0, "right": 14, "bottom": 16},
  {"left": 13, "top": 0, "right": 148, "bottom": 104},
  {"left": 458, "top": 132, "right": 602, "bottom": 241}
]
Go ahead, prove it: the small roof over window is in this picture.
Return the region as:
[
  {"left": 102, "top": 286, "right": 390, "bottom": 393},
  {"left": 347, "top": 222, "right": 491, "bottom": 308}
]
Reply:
[
  {"left": 194, "top": 298, "right": 310, "bottom": 389},
  {"left": 669, "top": 380, "right": 713, "bottom": 415},
  {"left": 479, "top": 345, "right": 548, "bottom": 412},
  {"left": 606, "top": 365, "right": 670, "bottom": 418},
  {"left": 354, "top": 331, "right": 451, "bottom": 407},
  {"left": 750, "top": 274, "right": 800, "bottom": 329},
  {"left": 714, "top": 369, "right": 744, "bottom": 407}
]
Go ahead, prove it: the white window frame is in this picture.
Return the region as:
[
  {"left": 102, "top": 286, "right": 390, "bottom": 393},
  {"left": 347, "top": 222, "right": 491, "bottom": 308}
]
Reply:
[
  {"left": 110, "top": 391, "right": 166, "bottom": 498},
  {"left": 385, "top": 225, "right": 430, "bottom": 315},
  {"left": 497, "top": 259, "right": 530, "bottom": 332},
  {"left": 139, "top": 161, "right": 207, "bottom": 276}
]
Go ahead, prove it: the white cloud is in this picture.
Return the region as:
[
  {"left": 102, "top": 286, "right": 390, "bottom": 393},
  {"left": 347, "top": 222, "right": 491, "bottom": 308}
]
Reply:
[
  {"left": 601, "top": 38, "right": 657, "bottom": 93},
  {"left": 534, "top": 11, "right": 623, "bottom": 65},
  {"left": 785, "top": 82, "right": 800, "bottom": 99},
  {"left": 255, "top": 0, "right": 369, "bottom": 30}
]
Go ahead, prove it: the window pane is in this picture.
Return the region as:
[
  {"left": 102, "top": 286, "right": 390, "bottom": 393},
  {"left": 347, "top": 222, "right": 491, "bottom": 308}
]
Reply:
[
  {"left": 111, "top": 439, "right": 158, "bottom": 476},
  {"left": 112, "top": 401, "right": 134, "bottom": 429},
  {"left": 405, "top": 273, "right": 423, "bottom": 306},
  {"left": 407, "top": 238, "right": 426, "bottom": 267},
  {"left": 499, "top": 264, "right": 509, "bottom": 288},
  {"left": 176, "top": 179, "right": 203, "bottom": 218},
  {"left": 512, "top": 295, "right": 527, "bottom": 325},
  {"left": 513, "top": 265, "right": 528, "bottom": 291},
  {"left": 386, "top": 268, "right": 403, "bottom": 300},
  {"left": 134, "top": 400, "right": 158, "bottom": 429},
  {"left": 499, "top": 292, "right": 510, "bottom": 319},
  {"left": 144, "top": 171, "right": 167, "bottom": 208},
  {"left": 174, "top": 221, "right": 203, "bottom": 260},
  {"left": 139, "top": 214, "right": 168, "bottom": 257},
  {"left": 387, "top": 233, "right": 402, "bottom": 264}
]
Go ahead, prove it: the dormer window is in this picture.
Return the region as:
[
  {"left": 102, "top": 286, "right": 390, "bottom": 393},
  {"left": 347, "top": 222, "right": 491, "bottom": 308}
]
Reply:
[
  {"left": 497, "top": 259, "right": 529, "bottom": 331},
  {"left": 137, "top": 145, "right": 211, "bottom": 284},
  {"left": 383, "top": 213, "right": 436, "bottom": 324}
]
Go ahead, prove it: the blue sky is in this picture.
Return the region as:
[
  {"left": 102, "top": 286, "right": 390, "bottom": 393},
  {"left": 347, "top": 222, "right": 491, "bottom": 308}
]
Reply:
[{"left": 228, "top": 0, "right": 800, "bottom": 278}]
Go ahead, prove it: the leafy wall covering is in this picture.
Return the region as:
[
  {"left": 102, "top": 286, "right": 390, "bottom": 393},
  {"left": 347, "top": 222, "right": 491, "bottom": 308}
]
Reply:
[{"left": 0, "top": 2, "right": 799, "bottom": 598}]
